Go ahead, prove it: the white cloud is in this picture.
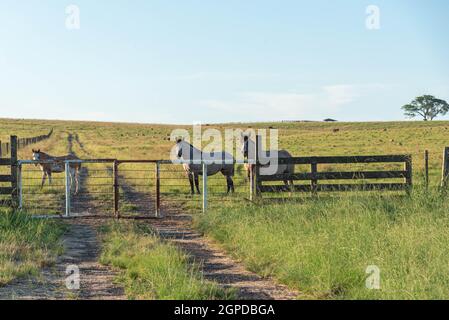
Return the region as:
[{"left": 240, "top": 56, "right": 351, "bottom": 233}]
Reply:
[
  {"left": 199, "top": 84, "right": 385, "bottom": 121},
  {"left": 167, "top": 72, "right": 280, "bottom": 81},
  {"left": 323, "top": 85, "right": 360, "bottom": 108}
]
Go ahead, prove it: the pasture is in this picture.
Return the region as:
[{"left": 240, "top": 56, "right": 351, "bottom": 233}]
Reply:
[
  {"left": 1, "top": 118, "right": 449, "bottom": 299},
  {"left": 0, "top": 209, "right": 64, "bottom": 286}
]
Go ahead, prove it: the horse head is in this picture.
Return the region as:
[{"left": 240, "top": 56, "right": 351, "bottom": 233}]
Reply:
[
  {"left": 241, "top": 134, "right": 253, "bottom": 159},
  {"left": 32, "top": 149, "right": 42, "bottom": 161},
  {"left": 175, "top": 138, "right": 186, "bottom": 159}
]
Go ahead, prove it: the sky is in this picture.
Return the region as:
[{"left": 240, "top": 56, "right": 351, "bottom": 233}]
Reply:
[{"left": 0, "top": 0, "right": 448, "bottom": 124}]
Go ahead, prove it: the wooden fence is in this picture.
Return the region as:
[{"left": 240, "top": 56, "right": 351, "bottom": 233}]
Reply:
[
  {"left": 0, "top": 136, "right": 18, "bottom": 207},
  {"left": 255, "top": 155, "right": 413, "bottom": 194},
  {"left": 0, "top": 129, "right": 53, "bottom": 157}
]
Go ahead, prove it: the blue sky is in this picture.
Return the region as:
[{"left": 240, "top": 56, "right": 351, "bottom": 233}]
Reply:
[{"left": 0, "top": 0, "right": 448, "bottom": 124}]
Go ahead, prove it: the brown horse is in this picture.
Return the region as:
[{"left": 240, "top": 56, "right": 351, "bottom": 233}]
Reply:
[{"left": 32, "top": 149, "right": 81, "bottom": 194}]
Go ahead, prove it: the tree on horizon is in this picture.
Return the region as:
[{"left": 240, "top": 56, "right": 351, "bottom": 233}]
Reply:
[{"left": 402, "top": 95, "right": 449, "bottom": 121}]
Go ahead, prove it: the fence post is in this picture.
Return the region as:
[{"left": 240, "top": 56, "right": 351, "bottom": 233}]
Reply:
[
  {"left": 18, "top": 163, "right": 23, "bottom": 209},
  {"left": 0, "top": 140, "right": 2, "bottom": 157},
  {"left": 155, "top": 161, "right": 161, "bottom": 218},
  {"left": 255, "top": 135, "right": 261, "bottom": 197},
  {"left": 311, "top": 161, "right": 318, "bottom": 195},
  {"left": 65, "top": 161, "right": 71, "bottom": 217},
  {"left": 405, "top": 155, "right": 413, "bottom": 195},
  {"left": 249, "top": 161, "right": 254, "bottom": 201},
  {"left": 113, "top": 160, "right": 119, "bottom": 219},
  {"left": 10, "top": 136, "right": 18, "bottom": 208},
  {"left": 424, "top": 150, "right": 429, "bottom": 189},
  {"left": 202, "top": 163, "right": 207, "bottom": 213},
  {"left": 6, "top": 142, "right": 9, "bottom": 155},
  {"left": 441, "top": 147, "right": 449, "bottom": 188}
]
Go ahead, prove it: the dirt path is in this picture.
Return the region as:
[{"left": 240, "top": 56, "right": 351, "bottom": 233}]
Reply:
[
  {"left": 0, "top": 220, "right": 125, "bottom": 300},
  {"left": 0, "top": 133, "right": 125, "bottom": 300},
  {"left": 118, "top": 178, "right": 298, "bottom": 300},
  {"left": 149, "top": 211, "right": 298, "bottom": 300}
]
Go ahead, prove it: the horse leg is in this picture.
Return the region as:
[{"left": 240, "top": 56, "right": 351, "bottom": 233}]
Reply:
[
  {"left": 41, "top": 172, "right": 47, "bottom": 189},
  {"left": 227, "top": 176, "right": 235, "bottom": 194},
  {"left": 194, "top": 173, "right": 201, "bottom": 194},
  {"left": 72, "top": 167, "right": 79, "bottom": 195},
  {"left": 75, "top": 168, "right": 80, "bottom": 195},
  {"left": 283, "top": 179, "right": 289, "bottom": 192},
  {"left": 188, "top": 173, "right": 195, "bottom": 195},
  {"left": 48, "top": 172, "right": 52, "bottom": 185},
  {"left": 69, "top": 169, "right": 74, "bottom": 194}
]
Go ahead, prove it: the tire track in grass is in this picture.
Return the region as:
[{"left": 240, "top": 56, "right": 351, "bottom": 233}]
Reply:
[
  {"left": 69, "top": 132, "right": 101, "bottom": 216},
  {"left": 66, "top": 132, "right": 125, "bottom": 299},
  {"left": 117, "top": 175, "right": 298, "bottom": 299},
  {"left": 0, "top": 133, "right": 125, "bottom": 300},
  {"left": 0, "top": 221, "right": 125, "bottom": 300}
]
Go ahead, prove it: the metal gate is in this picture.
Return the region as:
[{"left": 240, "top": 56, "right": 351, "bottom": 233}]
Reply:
[{"left": 17, "top": 159, "right": 251, "bottom": 217}]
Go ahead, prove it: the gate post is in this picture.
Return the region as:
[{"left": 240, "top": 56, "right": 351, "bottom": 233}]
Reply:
[
  {"left": 10, "top": 136, "right": 18, "bottom": 208},
  {"left": 249, "top": 161, "right": 254, "bottom": 201},
  {"left": 202, "top": 163, "right": 207, "bottom": 213},
  {"left": 155, "top": 161, "right": 161, "bottom": 218},
  {"left": 113, "top": 160, "right": 120, "bottom": 219},
  {"left": 405, "top": 155, "right": 413, "bottom": 195},
  {"left": 65, "top": 161, "right": 71, "bottom": 217},
  {"left": 18, "top": 163, "right": 23, "bottom": 209},
  {"left": 255, "top": 135, "right": 261, "bottom": 197}
]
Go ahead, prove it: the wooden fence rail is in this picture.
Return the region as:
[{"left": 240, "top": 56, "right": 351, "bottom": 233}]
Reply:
[
  {"left": 0, "top": 136, "right": 18, "bottom": 207},
  {"left": 255, "top": 154, "right": 413, "bottom": 195}
]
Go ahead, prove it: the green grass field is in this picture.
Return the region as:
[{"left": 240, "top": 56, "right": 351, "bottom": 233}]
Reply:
[
  {"left": 99, "top": 221, "right": 234, "bottom": 300},
  {"left": 0, "top": 209, "right": 65, "bottom": 285},
  {"left": 197, "top": 189, "right": 449, "bottom": 299},
  {"left": 2, "top": 117, "right": 449, "bottom": 299}
]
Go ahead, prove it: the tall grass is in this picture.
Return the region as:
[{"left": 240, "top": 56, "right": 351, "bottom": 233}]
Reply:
[
  {"left": 196, "top": 188, "right": 449, "bottom": 299},
  {"left": 99, "top": 221, "right": 235, "bottom": 300},
  {"left": 0, "top": 209, "right": 65, "bottom": 285}
]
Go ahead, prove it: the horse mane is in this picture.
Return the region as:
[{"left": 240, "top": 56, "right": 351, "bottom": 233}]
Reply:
[
  {"left": 180, "top": 141, "right": 199, "bottom": 152},
  {"left": 39, "top": 151, "right": 51, "bottom": 157}
]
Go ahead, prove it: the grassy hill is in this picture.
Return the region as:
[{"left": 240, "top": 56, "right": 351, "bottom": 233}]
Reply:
[
  {"left": 2, "top": 118, "right": 449, "bottom": 299},
  {"left": 1, "top": 118, "right": 448, "bottom": 183}
]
